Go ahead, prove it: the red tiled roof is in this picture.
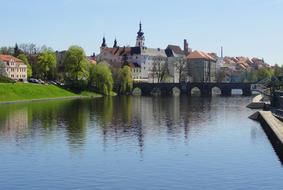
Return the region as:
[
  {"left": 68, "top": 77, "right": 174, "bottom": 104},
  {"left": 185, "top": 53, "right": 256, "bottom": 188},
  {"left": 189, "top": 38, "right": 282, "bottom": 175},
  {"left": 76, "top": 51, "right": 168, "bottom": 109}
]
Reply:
[
  {"left": 0, "top": 54, "right": 24, "bottom": 63},
  {"left": 187, "top": 51, "right": 216, "bottom": 61}
]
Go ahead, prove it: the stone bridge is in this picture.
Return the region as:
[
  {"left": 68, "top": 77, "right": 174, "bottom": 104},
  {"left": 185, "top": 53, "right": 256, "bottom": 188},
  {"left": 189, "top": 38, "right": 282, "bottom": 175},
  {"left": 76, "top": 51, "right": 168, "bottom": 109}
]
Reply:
[{"left": 132, "top": 82, "right": 252, "bottom": 96}]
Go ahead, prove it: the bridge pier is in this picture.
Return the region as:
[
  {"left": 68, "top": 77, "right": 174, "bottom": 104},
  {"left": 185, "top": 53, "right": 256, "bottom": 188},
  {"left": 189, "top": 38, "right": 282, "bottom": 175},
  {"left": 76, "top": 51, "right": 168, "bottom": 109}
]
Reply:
[
  {"left": 242, "top": 88, "right": 252, "bottom": 96},
  {"left": 221, "top": 88, "right": 232, "bottom": 96},
  {"left": 201, "top": 88, "right": 212, "bottom": 97}
]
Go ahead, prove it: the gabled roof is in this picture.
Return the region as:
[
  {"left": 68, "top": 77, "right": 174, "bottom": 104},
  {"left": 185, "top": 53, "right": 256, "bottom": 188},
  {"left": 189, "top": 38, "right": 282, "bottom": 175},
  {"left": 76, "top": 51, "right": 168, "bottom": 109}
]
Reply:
[
  {"left": 102, "top": 47, "right": 141, "bottom": 56},
  {"left": 187, "top": 51, "right": 216, "bottom": 61},
  {"left": 166, "top": 45, "right": 184, "bottom": 55},
  {"left": 0, "top": 54, "right": 25, "bottom": 66}
]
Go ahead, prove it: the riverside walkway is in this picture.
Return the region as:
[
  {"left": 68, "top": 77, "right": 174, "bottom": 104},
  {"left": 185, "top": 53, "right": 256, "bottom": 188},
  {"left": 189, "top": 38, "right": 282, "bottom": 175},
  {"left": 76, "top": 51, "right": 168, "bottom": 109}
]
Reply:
[{"left": 250, "top": 111, "right": 283, "bottom": 145}]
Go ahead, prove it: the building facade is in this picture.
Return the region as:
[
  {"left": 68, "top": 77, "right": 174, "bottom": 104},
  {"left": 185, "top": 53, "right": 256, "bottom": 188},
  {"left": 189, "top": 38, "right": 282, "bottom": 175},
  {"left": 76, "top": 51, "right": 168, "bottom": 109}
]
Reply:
[
  {"left": 97, "top": 23, "right": 187, "bottom": 83},
  {"left": 0, "top": 55, "right": 27, "bottom": 81},
  {"left": 187, "top": 51, "right": 217, "bottom": 82}
]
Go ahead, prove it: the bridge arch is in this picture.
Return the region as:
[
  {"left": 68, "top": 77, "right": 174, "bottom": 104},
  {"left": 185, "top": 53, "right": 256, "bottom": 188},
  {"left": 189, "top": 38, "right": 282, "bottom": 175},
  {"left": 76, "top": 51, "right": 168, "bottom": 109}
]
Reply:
[
  {"left": 171, "top": 87, "right": 181, "bottom": 96},
  {"left": 211, "top": 86, "right": 222, "bottom": 96},
  {"left": 132, "top": 87, "right": 142, "bottom": 96},
  {"left": 231, "top": 89, "right": 243, "bottom": 95},
  {"left": 190, "top": 87, "right": 201, "bottom": 96}
]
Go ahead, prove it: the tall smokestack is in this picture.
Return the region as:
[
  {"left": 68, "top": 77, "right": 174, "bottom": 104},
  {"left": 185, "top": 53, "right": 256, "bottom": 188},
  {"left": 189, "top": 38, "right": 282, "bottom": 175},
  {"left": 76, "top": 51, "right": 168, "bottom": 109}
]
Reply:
[
  {"left": 221, "top": 46, "right": 223, "bottom": 58},
  {"left": 184, "top": 39, "right": 189, "bottom": 56}
]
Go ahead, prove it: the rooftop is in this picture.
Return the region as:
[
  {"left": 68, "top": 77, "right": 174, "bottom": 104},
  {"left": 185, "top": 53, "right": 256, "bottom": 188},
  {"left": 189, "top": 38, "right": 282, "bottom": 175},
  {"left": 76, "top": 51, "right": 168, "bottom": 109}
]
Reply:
[{"left": 187, "top": 51, "right": 216, "bottom": 61}]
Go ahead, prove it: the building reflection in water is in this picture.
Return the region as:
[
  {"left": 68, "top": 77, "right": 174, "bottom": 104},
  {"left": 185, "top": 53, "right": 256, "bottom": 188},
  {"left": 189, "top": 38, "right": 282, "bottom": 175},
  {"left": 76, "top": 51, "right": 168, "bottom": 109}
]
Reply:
[
  {"left": 0, "top": 106, "right": 28, "bottom": 140},
  {"left": 0, "top": 97, "right": 215, "bottom": 152},
  {"left": 1, "top": 96, "right": 271, "bottom": 162}
]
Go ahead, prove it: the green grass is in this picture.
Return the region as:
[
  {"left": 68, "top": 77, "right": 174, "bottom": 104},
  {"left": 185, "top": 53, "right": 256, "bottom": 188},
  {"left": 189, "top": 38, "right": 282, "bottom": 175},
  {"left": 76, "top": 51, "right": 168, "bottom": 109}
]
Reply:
[{"left": 0, "top": 83, "right": 78, "bottom": 102}]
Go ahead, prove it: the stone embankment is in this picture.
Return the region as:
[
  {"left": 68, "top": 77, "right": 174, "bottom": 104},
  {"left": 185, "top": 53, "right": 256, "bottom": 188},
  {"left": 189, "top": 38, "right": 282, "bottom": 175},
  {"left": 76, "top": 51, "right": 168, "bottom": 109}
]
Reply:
[
  {"left": 247, "top": 94, "right": 270, "bottom": 109},
  {"left": 250, "top": 111, "right": 283, "bottom": 145},
  {"left": 249, "top": 93, "right": 283, "bottom": 146}
]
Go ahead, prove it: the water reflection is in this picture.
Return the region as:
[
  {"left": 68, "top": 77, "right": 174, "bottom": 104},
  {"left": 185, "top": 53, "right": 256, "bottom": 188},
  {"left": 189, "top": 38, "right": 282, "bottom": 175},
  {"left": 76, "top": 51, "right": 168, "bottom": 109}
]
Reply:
[
  {"left": 0, "top": 97, "right": 215, "bottom": 149},
  {"left": 1, "top": 96, "right": 283, "bottom": 165}
]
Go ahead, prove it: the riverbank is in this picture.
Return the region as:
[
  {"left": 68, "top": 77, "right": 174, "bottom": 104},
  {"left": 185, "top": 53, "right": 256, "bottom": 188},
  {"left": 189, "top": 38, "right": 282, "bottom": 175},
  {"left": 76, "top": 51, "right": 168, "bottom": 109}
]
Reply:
[
  {"left": 0, "top": 83, "right": 103, "bottom": 104},
  {"left": 246, "top": 94, "right": 270, "bottom": 109}
]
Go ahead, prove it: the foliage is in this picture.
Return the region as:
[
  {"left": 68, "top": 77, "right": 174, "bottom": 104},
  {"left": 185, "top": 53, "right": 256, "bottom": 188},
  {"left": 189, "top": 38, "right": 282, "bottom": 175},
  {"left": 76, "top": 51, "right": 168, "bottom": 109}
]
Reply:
[
  {"left": 88, "top": 64, "right": 96, "bottom": 88},
  {"left": 14, "top": 43, "right": 22, "bottom": 57},
  {"left": 246, "top": 67, "right": 274, "bottom": 82},
  {"left": 80, "top": 91, "right": 103, "bottom": 98},
  {"left": 0, "top": 75, "right": 15, "bottom": 83},
  {"left": 274, "top": 64, "right": 283, "bottom": 77},
  {"left": 116, "top": 66, "right": 133, "bottom": 94},
  {"left": 257, "top": 67, "right": 274, "bottom": 81},
  {"left": 246, "top": 70, "right": 258, "bottom": 82},
  {"left": 0, "top": 61, "right": 6, "bottom": 76},
  {"left": 38, "top": 50, "right": 57, "bottom": 80},
  {"left": 63, "top": 46, "right": 89, "bottom": 89},
  {"left": 90, "top": 63, "right": 113, "bottom": 95},
  {"left": 0, "top": 46, "right": 14, "bottom": 55},
  {"left": 17, "top": 54, "right": 32, "bottom": 78}
]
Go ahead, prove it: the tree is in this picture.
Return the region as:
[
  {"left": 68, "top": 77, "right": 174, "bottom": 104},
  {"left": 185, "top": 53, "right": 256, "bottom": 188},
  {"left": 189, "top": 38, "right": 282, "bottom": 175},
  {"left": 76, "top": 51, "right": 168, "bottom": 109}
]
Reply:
[
  {"left": 116, "top": 66, "right": 133, "bottom": 94},
  {"left": 19, "top": 43, "right": 37, "bottom": 55},
  {"left": 257, "top": 67, "right": 274, "bottom": 81},
  {"left": 151, "top": 57, "right": 169, "bottom": 83},
  {"left": 38, "top": 50, "right": 57, "bottom": 80},
  {"left": 246, "top": 69, "right": 258, "bottom": 82},
  {"left": 216, "top": 69, "right": 227, "bottom": 83},
  {"left": 90, "top": 63, "right": 113, "bottom": 95},
  {"left": 175, "top": 58, "right": 188, "bottom": 82},
  {"left": 0, "top": 61, "right": 6, "bottom": 76},
  {"left": 14, "top": 43, "right": 22, "bottom": 57},
  {"left": 63, "top": 45, "right": 89, "bottom": 89},
  {"left": 121, "top": 54, "right": 130, "bottom": 67},
  {"left": 0, "top": 46, "right": 14, "bottom": 55},
  {"left": 274, "top": 64, "right": 283, "bottom": 77},
  {"left": 18, "top": 54, "right": 32, "bottom": 78}
]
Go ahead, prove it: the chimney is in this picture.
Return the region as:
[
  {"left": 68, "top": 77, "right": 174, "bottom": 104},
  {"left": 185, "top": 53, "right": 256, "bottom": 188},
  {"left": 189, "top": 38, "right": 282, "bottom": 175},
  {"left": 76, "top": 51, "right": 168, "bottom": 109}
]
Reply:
[
  {"left": 184, "top": 39, "right": 189, "bottom": 56},
  {"left": 221, "top": 46, "right": 223, "bottom": 58}
]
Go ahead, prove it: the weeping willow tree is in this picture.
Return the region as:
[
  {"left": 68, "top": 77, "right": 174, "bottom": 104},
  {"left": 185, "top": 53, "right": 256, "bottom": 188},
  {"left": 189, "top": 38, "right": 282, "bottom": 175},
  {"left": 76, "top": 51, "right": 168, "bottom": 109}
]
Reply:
[
  {"left": 90, "top": 63, "right": 113, "bottom": 95},
  {"left": 116, "top": 66, "right": 133, "bottom": 95}
]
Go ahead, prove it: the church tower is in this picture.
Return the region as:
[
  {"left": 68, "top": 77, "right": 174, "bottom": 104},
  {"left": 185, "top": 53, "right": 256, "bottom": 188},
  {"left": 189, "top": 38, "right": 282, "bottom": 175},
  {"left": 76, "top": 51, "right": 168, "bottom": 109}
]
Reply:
[
  {"left": 136, "top": 22, "right": 145, "bottom": 47},
  {"left": 100, "top": 36, "right": 107, "bottom": 52}
]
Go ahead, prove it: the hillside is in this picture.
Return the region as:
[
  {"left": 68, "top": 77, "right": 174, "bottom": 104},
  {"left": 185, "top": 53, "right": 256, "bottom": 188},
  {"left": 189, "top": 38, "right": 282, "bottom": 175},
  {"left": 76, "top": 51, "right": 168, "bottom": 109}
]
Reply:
[{"left": 0, "top": 83, "right": 78, "bottom": 102}]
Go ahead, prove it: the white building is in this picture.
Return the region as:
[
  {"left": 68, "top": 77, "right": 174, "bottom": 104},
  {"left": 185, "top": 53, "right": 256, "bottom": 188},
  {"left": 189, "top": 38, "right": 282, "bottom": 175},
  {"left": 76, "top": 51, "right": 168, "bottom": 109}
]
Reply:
[
  {"left": 0, "top": 54, "right": 27, "bottom": 81},
  {"left": 97, "top": 23, "right": 187, "bottom": 83}
]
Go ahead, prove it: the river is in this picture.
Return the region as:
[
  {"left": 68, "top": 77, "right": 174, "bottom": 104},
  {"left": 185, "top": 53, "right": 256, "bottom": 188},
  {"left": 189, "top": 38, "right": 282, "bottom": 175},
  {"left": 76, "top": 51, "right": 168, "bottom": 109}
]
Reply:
[{"left": 0, "top": 96, "right": 282, "bottom": 189}]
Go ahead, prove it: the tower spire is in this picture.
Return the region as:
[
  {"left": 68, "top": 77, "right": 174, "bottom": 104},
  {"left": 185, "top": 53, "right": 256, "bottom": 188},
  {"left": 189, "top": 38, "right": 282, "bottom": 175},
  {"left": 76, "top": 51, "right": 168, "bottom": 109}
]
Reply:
[
  {"left": 101, "top": 36, "right": 107, "bottom": 47},
  {"left": 139, "top": 21, "right": 142, "bottom": 32},
  {"left": 136, "top": 22, "right": 145, "bottom": 47},
  {"left": 113, "top": 38, "right": 118, "bottom": 48},
  {"left": 100, "top": 36, "right": 107, "bottom": 53}
]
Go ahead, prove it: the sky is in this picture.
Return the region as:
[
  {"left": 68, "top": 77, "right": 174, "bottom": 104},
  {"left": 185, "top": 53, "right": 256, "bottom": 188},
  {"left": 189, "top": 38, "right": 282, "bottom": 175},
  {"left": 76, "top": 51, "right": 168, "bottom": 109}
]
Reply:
[{"left": 0, "top": 0, "right": 282, "bottom": 64}]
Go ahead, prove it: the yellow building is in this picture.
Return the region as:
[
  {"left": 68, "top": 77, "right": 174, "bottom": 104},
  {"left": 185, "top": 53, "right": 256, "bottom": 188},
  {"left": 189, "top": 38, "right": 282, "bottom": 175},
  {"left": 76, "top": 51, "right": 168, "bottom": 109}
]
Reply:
[{"left": 0, "top": 54, "right": 27, "bottom": 81}]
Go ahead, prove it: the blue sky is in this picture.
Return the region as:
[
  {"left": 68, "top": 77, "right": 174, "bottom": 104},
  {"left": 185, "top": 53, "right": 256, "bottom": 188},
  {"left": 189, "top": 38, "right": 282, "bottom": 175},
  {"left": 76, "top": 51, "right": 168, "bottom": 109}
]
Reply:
[{"left": 0, "top": 0, "right": 282, "bottom": 64}]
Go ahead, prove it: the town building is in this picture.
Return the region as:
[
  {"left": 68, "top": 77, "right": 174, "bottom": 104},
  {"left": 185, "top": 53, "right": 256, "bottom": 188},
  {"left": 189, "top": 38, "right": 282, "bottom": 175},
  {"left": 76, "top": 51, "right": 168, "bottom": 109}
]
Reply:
[
  {"left": 97, "top": 22, "right": 188, "bottom": 83},
  {"left": 0, "top": 54, "right": 27, "bottom": 81},
  {"left": 187, "top": 51, "right": 217, "bottom": 82}
]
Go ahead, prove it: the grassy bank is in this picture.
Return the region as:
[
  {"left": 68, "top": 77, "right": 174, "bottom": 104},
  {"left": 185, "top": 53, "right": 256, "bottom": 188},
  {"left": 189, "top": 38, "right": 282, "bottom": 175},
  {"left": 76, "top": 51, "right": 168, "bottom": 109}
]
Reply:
[{"left": 0, "top": 83, "right": 78, "bottom": 102}]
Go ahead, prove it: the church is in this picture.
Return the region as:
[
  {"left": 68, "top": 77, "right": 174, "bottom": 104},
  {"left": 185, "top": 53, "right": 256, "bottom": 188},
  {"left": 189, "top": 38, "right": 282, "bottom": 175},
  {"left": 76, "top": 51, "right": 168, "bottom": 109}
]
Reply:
[{"left": 96, "top": 22, "right": 190, "bottom": 83}]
